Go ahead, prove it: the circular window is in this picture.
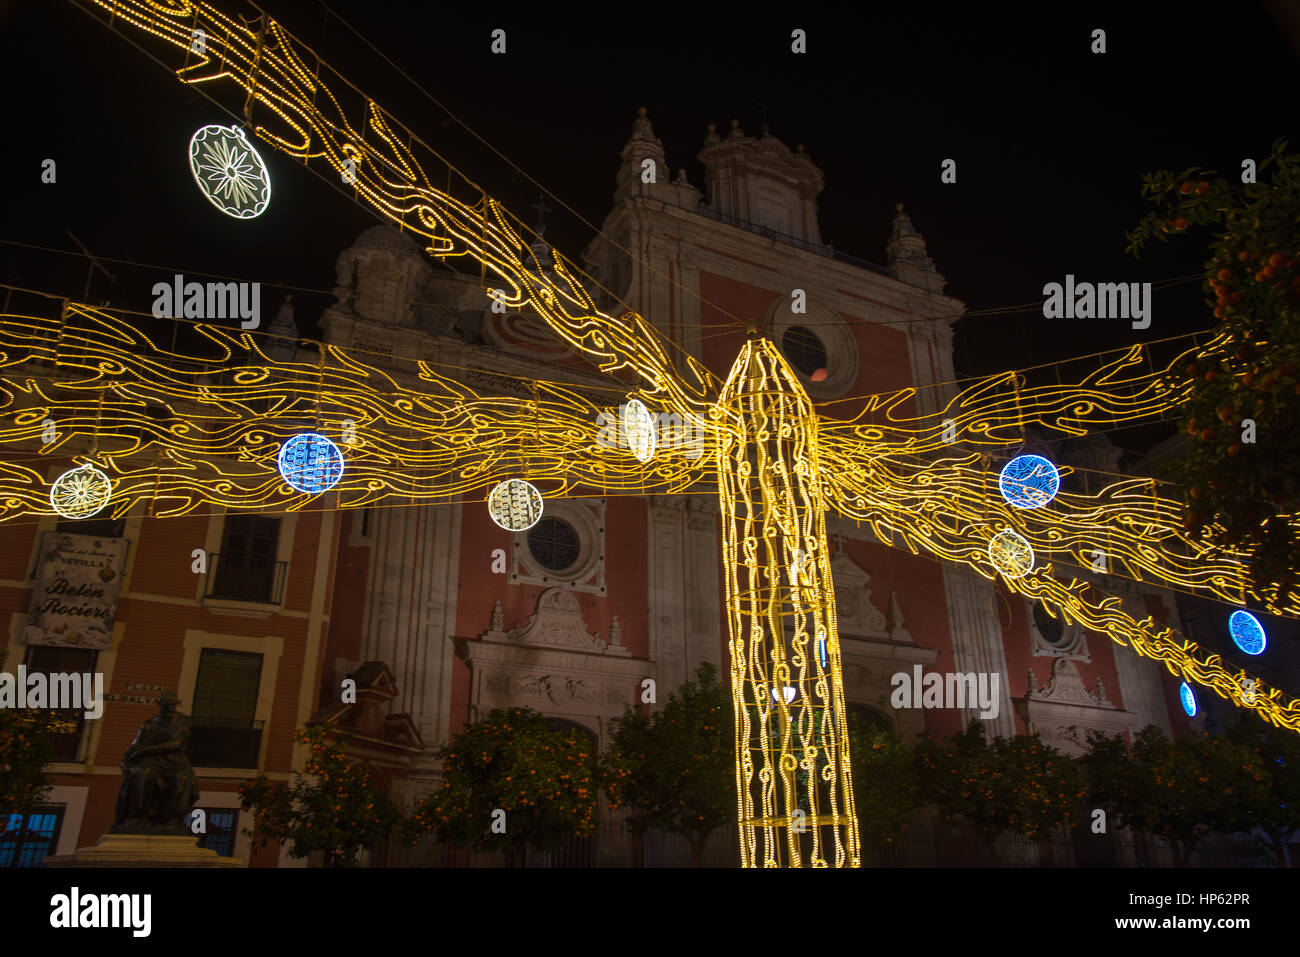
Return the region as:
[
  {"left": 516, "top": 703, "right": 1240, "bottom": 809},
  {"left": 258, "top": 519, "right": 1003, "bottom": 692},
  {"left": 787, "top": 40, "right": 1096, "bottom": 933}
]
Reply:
[
  {"left": 527, "top": 517, "right": 581, "bottom": 572},
  {"left": 781, "top": 326, "right": 828, "bottom": 377},
  {"left": 1032, "top": 601, "right": 1065, "bottom": 645}
]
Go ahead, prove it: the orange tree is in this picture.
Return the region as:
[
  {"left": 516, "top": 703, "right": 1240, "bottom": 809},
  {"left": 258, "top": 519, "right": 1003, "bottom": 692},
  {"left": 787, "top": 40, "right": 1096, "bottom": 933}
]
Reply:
[
  {"left": 1126, "top": 140, "right": 1300, "bottom": 604},
  {"left": 1224, "top": 713, "right": 1300, "bottom": 866},
  {"left": 238, "top": 724, "right": 403, "bottom": 867},
  {"left": 600, "top": 662, "right": 734, "bottom": 867},
  {"left": 1081, "top": 725, "right": 1269, "bottom": 867},
  {"left": 847, "top": 718, "right": 921, "bottom": 848},
  {"left": 0, "top": 652, "right": 56, "bottom": 817},
  {"left": 916, "top": 721, "right": 1084, "bottom": 864},
  {"left": 410, "top": 707, "right": 597, "bottom": 866}
]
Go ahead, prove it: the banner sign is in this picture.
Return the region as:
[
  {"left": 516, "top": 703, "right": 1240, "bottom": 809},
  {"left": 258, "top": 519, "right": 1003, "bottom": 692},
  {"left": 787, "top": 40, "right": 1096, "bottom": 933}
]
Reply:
[{"left": 24, "top": 531, "right": 128, "bottom": 649}]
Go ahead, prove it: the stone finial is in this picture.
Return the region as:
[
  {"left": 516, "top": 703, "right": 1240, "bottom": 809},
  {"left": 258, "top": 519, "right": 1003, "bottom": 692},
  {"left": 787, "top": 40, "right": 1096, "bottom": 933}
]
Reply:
[
  {"left": 268, "top": 294, "right": 298, "bottom": 361},
  {"left": 728, "top": 118, "right": 744, "bottom": 138},
  {"left": 609, "top": 616, "right": 623, "bottom": 646},
  {"left": 630, "top": 106, "right": 656, "bottom": 141},
  {"left": 490, "top": 599, "right": 504, "bottom": 633},
  {"left": 887, "top": 202, "right": 946, "bottom": 293},
  {"left": 1026, "top": 667, "right": 1037, "bottom": 697}
]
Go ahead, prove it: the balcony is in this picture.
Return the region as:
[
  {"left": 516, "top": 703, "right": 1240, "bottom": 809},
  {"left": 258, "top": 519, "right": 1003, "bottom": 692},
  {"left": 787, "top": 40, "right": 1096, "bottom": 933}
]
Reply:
[
  {"left": 188, "top": 716, "right": 265, "bottom": 768},
  {"left": 204, "top": 552, "right": 287, "bottom": 605}
]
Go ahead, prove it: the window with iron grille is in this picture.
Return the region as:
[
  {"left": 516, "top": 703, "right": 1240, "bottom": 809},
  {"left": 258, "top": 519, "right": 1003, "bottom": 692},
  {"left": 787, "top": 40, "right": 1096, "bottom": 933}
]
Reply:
[
  {"left": 22, "top": 645, "right": 98, "bottom": 761},
  {"left": 0, "top": 806, "right": 65, "bottom": 867},
  {"left": 211, "top": 515, "right": 281, "bottom": 602},
  {"left": 190, "top": 649, "right": 264, "bottom": 768},
  {"left": 528, "top": 517, "right": 581, "bottom": 573},
  {"left": 186, "top": 807, "right": 239, "bottom": 858}
]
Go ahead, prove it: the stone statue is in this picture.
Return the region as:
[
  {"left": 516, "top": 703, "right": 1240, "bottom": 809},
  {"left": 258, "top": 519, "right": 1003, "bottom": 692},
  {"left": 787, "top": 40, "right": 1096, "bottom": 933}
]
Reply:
[{"left": 110, "top": 691, "right": 200, "bottom": 834}]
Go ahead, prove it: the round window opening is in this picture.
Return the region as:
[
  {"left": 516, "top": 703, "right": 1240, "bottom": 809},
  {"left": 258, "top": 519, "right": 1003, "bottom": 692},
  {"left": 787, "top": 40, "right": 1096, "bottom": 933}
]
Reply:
[
  {"left": 1032, "top": 601, "right": 1065, "bottom": 645},
  {"left": 528, "top": 517, "right": 581, "bottom": 573},
  {"left": 781, "top": 326, "right": 828, "bottom": 377}
]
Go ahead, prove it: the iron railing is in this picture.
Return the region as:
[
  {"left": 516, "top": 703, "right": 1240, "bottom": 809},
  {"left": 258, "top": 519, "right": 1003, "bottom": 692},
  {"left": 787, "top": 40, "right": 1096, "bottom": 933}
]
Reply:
[
  {"left": 188, "top": 716, "right": 265, "bottom": 768},
  {"left": 204, "top": 552, "right": 287, "bottom": 604}
]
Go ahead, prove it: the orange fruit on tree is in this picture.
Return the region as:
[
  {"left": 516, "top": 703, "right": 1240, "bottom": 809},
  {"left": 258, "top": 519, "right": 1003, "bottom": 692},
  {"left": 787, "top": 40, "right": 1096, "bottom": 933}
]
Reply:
[
  {"left": 1238, "top": 251, "right": 1252, "bottom": 262},
  {"left": 1196, "top": 181, "right": 1209, "bottom": 194},
  {"left": 1179, "top": 182, "right": 1193, "bottom": 194},
  {"left": 1174, "top": 217, "right": 1188, "bottom": 230},
  {"left": 1269, "top": 252, "right": 1287, "bottom": 268},
  {"left": 1228, "top": 444, "right": 1242, "bottom": 457},
  {"left": 1217, "top": 267, "right": 1234, "bottom": 281}
]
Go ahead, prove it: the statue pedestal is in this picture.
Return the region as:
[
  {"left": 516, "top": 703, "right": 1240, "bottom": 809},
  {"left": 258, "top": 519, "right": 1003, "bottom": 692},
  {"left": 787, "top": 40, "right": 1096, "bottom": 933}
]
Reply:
[{"left": 44, "top": 834, "right": 242, "bottom": 868}]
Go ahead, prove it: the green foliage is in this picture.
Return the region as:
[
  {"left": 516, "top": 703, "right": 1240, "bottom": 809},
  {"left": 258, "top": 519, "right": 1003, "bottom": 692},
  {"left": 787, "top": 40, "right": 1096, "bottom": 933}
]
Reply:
[
  {"left": 1127, "top": 140, "right": 1300, "bottom": 606},
  {"left": 238, "top": 724, "right": 403, "bottom": 867},
  {"left": 1081, "top": 725, "right": 1269, "bottom": 866},
  {"left": 410, "top": 707, "right": 597, "bottom": 863},
  {"left": 601, "top": 662, "right": 734, "bottom": 865},
  {"left": 0, "top": 652, "right": 56, "bottom": 817},
  {"left": 846, "top": 717, "right": 921, "bottom": 843},
  {"left": 916, "top": 721, "right": 1084, "bottom": 855}
]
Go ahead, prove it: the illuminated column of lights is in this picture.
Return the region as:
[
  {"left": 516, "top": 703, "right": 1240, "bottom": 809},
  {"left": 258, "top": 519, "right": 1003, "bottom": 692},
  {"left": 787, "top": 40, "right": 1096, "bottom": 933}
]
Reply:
[{"left": 716, "top": 336, "right": 858, "bottom": 868}]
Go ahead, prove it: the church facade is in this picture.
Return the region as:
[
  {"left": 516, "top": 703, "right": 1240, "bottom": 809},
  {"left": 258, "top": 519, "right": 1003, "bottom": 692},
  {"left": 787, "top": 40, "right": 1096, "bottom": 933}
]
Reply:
[{"left": 2, "top": 110, "right": 1195, "bottom": 867}]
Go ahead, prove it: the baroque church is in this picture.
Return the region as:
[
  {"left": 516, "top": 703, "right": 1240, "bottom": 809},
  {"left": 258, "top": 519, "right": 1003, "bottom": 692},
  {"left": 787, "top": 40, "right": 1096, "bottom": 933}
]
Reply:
[
  {"left": 6, "top": 109, "right": 1196, "bottom": 868},
  {"left": 306, "top": 109, "right": 1194, "bottom": 865}
]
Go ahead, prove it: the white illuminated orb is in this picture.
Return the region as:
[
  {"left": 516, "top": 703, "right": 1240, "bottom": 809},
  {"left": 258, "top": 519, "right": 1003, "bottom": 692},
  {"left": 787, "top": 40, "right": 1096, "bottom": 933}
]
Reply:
[
  {"left": 50, "top": 463, "right": 113, "bottom": 519},
  {"left": 189, "top": 124, "right": 271, "bottom": 219},
  {"left": 487, "top": 479, "right": 544, "bottom": 531},
  {"left": 988, "top": 528, "right": 1035, "bottom": 578},
  {"left": 621, "top": 399, "right": 656, "bottom": 463}
]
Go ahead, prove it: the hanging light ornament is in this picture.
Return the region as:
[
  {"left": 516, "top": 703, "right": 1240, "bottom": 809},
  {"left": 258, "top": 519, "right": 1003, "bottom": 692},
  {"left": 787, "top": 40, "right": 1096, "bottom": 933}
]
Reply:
[
  {"left": 188, "top": 124, "right": 272, "bottom": 219},
  {"left": 1228, "top": 610, "right": 1267, "bottom": 656},
  {"left": 49, "top": 463, "right": 113, "bottom": 519},
  {"left": 1179, "top": 682, "right": 1198, "bottom": 717},
  {"left": 999, "top": 454, "right": 1061, "bottom": 509},
  {"left": 278, "top": 433, "right": 345, "bottom": 494},
  {"left": 487, "top": 478, "right": 544, "bottom": 531},
  {"left": 988, "top": 528, "right": 1035, "bottom": 578},
  {"left": 621, "top": 399, "right": 656, "bottom": 463}
]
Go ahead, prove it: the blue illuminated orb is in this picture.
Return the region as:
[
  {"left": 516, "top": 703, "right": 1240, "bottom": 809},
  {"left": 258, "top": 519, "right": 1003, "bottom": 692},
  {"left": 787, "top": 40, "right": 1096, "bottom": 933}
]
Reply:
[
  {"left": 278, "top": 433, "right": 345, "bottom": 494},
  {"left": 1179, "top": 682, "right": 1197, "bottom": 717},
  {"left": 817, "top": 636, "right": 827, "bottom": 669},
  {"left": 1228, "top": 610, "right": 1267, "bottom": 656},
  {"left": 999, "top": 454, "right": 1061, "bottom": 509}
]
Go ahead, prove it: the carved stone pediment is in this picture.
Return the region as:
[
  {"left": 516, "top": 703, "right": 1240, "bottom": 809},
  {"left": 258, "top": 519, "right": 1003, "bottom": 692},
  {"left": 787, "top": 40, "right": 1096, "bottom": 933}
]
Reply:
[
  {"left": 1018, "top": 659, "right": 1134, "bottom": 756},
  {"left": 498, "top": 587, "right": 615, "bottom": 654},
  {"left": 829, "top": 549, "right": 911, "bottom": 642}
]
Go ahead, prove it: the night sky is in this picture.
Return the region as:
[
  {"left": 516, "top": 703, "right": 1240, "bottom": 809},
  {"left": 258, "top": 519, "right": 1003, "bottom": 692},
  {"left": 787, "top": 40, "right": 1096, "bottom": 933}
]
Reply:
[{"left": 2, "top": 0, "right": 1298, "bottom": 467}]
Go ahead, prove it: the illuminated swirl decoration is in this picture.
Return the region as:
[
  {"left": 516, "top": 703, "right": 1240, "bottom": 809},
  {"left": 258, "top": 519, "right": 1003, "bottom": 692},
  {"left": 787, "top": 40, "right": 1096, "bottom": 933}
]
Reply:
[
  {"left": 34, "top": 1, "right": 1300, "bottom": 871},
  {"left": 487, "top": 479, "right": 543, "bottom": 531},
  {"left": 999, "top": 454, "right": 1060, "bottom": 509},
  {"left": 278, "top": 433, "right": 344, "bottom": 494},
  {"left": 988, "top": 528, "right": 1035, "bottom": 578},
  {"left": 49, "top": 463, "right": 112, "bottom": 519},
  {"left": 1228, "top": 610, "right": 1266, "bottom": 656},
  {"left": 621, "top": 399, "right": 656, "bottom": 463},
  {"left": 188, "top": 124, "right": 271, "bottom": 218}
]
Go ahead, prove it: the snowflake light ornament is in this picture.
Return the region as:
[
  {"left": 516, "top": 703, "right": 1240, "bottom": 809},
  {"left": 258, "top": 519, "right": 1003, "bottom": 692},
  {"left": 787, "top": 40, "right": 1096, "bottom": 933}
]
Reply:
[{"left": 189, "top": 124, "right": 272, "bottom": 218}]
